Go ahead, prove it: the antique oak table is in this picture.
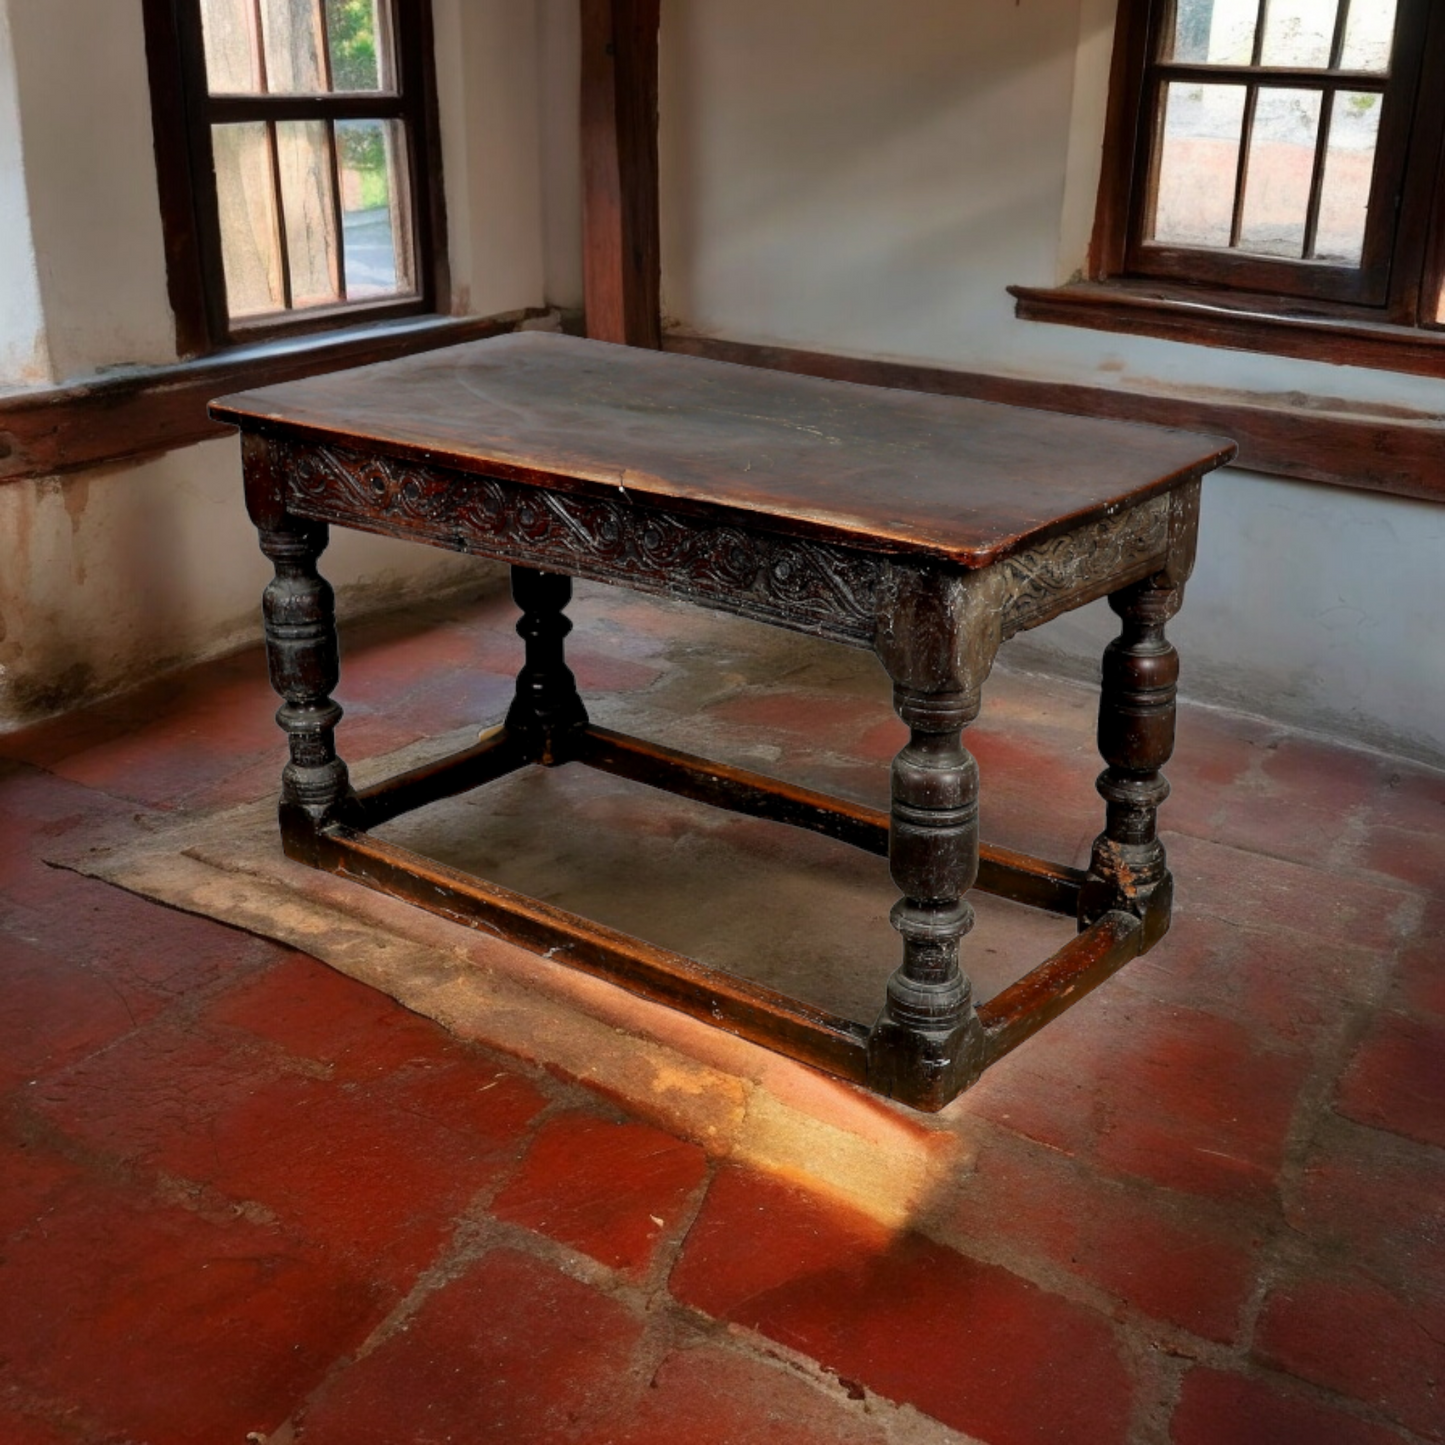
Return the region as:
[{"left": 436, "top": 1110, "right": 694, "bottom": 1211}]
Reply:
[{"left": 213, "top": 333, "right": 1234, "bottom": 1113}]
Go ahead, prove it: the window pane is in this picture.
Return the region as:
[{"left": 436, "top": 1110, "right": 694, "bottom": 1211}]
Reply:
[
  {"left": 324, "top": 0, "right": 392, "bottom": 91},
  {"left": 276, "top": 121, "right": 341, "bottom": 307},
  {"left": 1313, "top": 90, "right": 1382, "bottom": 263},
  {"left": 261, "top": 0, "right": 325, "bottom": 93},
  {"left": 337, "top": 119, "right": 413, "bottom": 298},
  {"left": 1151, "top": 82, "right": 1247, "bottom": 248},
  {"left": 1166, "top": 0, "right": 1260, "bottom": 64},
  {"left": 200, "top": 0, "right": 261, "bottom": 93},
  {"left": 1258, "top": 0, "right": 1339, "bottom": 68},
  {"left": 1238, "top": 88, "right": 1323, "bottom": 257},
  {"left": 213, "top": 123, "right": 284, "bottom": 317},
  {"left": 1340, "top": 0, "right": 1397, "bottom": 71}
]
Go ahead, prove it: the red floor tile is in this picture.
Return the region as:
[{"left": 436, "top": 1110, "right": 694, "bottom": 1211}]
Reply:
[
  {"left": 493, "top": 1111, "right": 708, "bottom": 1274},
  {"left": 0, "top": 1125, "right": 89, "bottom": 1239},
  {"left": 204, "top": 951, "right": 476, "bottom": 1082},
  {"left": 1121, "top": 909, "right": 1390, "bottom": 1048},
  {"left": 0, "top": 932, "right": 163, "bottom": 1092},
  {"left": 966, "top": 987, "right": 1310, "bottom": 1204},
  {"left": 295, "top": 1249, "right": 643, "bottom": 1443},
  {"left": 1363, "top": 765, "right": 1445, "bottom": 840},
  {"left": 1288, "top": 1124, "right": 1445, "bottom": 1288},
  {"left": 1359, "top": 823, "right": 1445, "bottom": 896},
  {"left": 1171, "top": 1368, "right": 1406, "bottom": 1445},
  {"left": 0, "top": 1170, "right": 389, "bottom": 1445},
  {"left": 1166, "top": 830, "right": 1415, "bottom": 953},
  {"left": 0, "top": 1401, "right": 85, "bottom": 1445},
  {"left": 1393, "top": 901, "right": 1445, "bottom": 1019},
  {"left": 671, "top": 1167, "right": 1135, "bottom": 1445},
  {"left": 1257, "top": 736, "right": 1392, "bottom": 812},
  {"left": 574, "top": 1343, "right": 897, "bottom": 1444},
  {"left": 1336, "top": 1009, "right": 1445, "bottom": 1149},
  {"left": 32, "top": 979, "right": 545, "bottom": 1288},
  {"left": 1255, "top": 1269, "right": 1445, "bottom": 1440},
  {"left": 944, "top": 1133, "right": 1265, "bottom": 1342}
]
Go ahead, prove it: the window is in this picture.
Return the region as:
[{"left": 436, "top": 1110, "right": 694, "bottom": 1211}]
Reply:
[
  {"left": 144, "top": 0, "right": 447, "bottom": 352},
  {"left": 1013, "top": 0, "right": 1445, "bottom": 375}
]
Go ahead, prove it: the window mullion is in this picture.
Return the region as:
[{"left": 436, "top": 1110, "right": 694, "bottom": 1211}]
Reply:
[
  {"left": 1228, "top": 85, "right": 1258, "bottom": 250},
  {"left": 1302, "top": 88, "right": 1334, "bottom": 260}
]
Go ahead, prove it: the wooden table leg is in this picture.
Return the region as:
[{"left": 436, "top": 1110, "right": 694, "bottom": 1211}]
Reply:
[
  {"left": 866, "top": 567, "right": 1002, "bottom": 1110},
  {"left": 257, "top": 516, "right": 353, "bottom": 860},
  {"left": 1079, "top": 575, "right": 1183, "bottom": 946},
  {"left": 504, "top": 565, "right": 590, "bottom": 765}
]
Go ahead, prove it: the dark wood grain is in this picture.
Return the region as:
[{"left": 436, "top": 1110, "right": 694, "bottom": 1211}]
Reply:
[
  {"left": 212, "top": 332, "right": 1231, "bottom": 568},
  {"left": 234, "top": 337, "right": 1222, "bottom": 1111},
  {"left": 663, "top": 331, "right": 1445, "bottom": 503},
  {"left": 580, "top": 0, "right": 661, "bottom": 348}
]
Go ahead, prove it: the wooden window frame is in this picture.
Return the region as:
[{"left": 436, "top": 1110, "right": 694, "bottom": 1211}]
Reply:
[
  {"left": 143, "top": 0, "right": 450, "bottom": 356},
  {"left": 1013, "top": 0, "right": 1445, "bottom": 377}
]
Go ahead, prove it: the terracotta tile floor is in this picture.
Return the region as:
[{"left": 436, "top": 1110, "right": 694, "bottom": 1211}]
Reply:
[{"left": 1, "top": 579, "right": 1441, "bottom": 1445}]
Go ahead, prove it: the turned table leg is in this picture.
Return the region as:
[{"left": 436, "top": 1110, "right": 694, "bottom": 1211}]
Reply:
[
  {"left": 1080, "top": 576, "right": 1183, "bottom": 946},
  {"left": 866, "top": 566, "right": 1001, "bottom": 1110},
  {"left": 257, "top": 517, "right": 353, "bottom": 857},
  {"left": 868, "top": 683, "right": 987, "bottom": 1107},
  {"left": 505, "top": 566, "right": 589, "bottom": 764}
]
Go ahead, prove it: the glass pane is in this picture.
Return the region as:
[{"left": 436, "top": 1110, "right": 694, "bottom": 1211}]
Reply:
[
  {"left": 276, "top": 121, "right": 341, "bottom": 307},
  {"left": 1259, "top": 0, "right": 1339, "bottom": 67},
  {"left": 212, "top": 123, "right": 284, "bottom": 318},
  {"left": 1166, "top": 0, "right": 1260, "bottom": 64},
  {"left": 1152, "top": 82, "right": 1247, "bottom": 248},
  {"left": 337, "top": 119, "right": 413, "bottom": 299},
  {"left": 1340, "top": 0, "right": 1397, "bottom": 71},
  {"left": 324, "top": 0, "right": 391, "bottom": 91},
  {"left": 261, "top": 0, "right": 325, "bottom": 93},
  {"left": 1238, "top": 88, "right": 1323, "bottom": 257},
  {"left": 200, "top": 0, "right": 261, "bottom": 93},
  {"left": 1313, "top": 90, "right": 1382, "bottom": 263}
]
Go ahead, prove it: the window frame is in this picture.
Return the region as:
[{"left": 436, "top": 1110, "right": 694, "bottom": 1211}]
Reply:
[
  {"left": 1011, "top": 0, "right": 1445, "bottom": 378},
  {"left": 142, "top": 0, "right": 450, "bottom": 356},
  {"left": 1112, "top": 0, "right": 1434, "bottom": 310}
]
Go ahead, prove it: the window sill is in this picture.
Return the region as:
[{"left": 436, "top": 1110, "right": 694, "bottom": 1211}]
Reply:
[
  {"left": 1009, "top": 281, "right": 1445, "bottom": 381},
  {"left": 0, "top": 308, "right": 549, "bottom": 485}
]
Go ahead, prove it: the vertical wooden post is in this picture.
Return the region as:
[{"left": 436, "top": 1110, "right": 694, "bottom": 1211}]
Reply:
[
  {"left": 866, "top": 565, "right": 1002, "bottom": 1111},
  {"left": 504, "top": 566, "right": 590, "bottom": 765},
  {"left": 580, "top": 0, "right": 662, "bottom": 347},
  {"left": 257, "top": 517, "right": 354, "bottom": 857},
  {"left": 1079, "top": 576, "right": 1183, "bottom": 945}
]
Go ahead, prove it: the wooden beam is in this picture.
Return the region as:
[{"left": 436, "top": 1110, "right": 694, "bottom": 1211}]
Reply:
[
  {"left": 580, "top": 0, "right": 661, "bottom": 348},
  {"left": 0, "top": 310, "right": 544, "bottom": 485}
]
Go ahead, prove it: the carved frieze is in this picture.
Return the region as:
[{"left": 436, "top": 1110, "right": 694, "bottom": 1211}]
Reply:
[
  {"left": 275, "top": 440, "right": 883, "bottom": 644},
  {"left": 999, "top": 496, "right": 1171, "bottom": 638}
]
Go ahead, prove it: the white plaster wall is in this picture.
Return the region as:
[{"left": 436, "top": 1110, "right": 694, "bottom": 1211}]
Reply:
[
  {"left": 0, "top": 441, "right": 486, "bottom": 718},
  {"left": 4, "top": 0, "right": 176, "bottom": 379},
  {"left": 0, "top": 0, "right": 547, "bottom": 730},
  {"left": 537, "top": 0, "right": 583, "bottom": 312},
  {"left": 648, "top": 0, "right": 1445, "bottom": 764},
  {"left": 433, "top": 0, "right": 548, "bottom": 317},
  {"left": 0, "top": 3, "right": 50, "bottom": 386}
]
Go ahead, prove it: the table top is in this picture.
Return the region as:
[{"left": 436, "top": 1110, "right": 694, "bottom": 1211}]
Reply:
[{"left": 212, "top": 332, "right": 1235, "bottom": 568}]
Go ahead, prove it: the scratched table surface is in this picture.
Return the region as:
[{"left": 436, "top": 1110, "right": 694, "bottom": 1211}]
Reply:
[{"left": 212, "top": 332, "right": 1234, "bottom": 568}]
